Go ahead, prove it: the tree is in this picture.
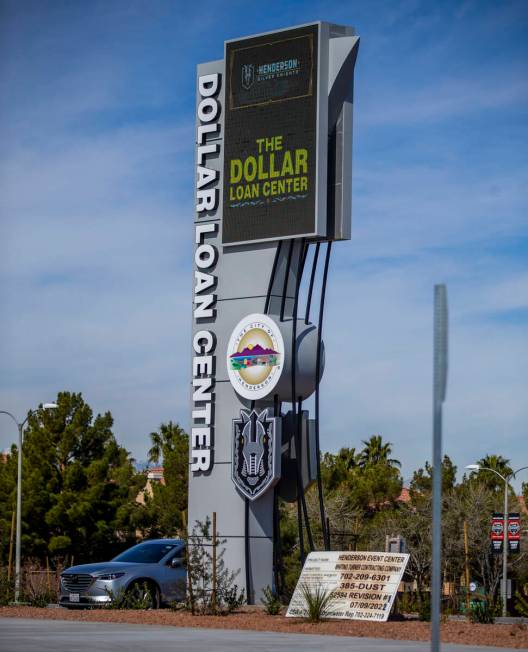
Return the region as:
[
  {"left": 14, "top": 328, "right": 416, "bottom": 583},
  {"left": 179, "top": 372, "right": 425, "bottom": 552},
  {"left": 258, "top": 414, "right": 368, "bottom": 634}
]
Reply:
[
  {"left": 186, "top": 517, "right": 244, "bottom": 614},
  {"left": 388, "top": 500, "right": 432, "bottom": 609},
  {"left": 320, "top": 447, "right": 358, "bottom": 492},
  {"left": 15, "top": 392, "right": 144, "bottom": 563},
  {"left": 446, "top": 482, "right": 504, "bottom": 600},
  {"left": 411, "top": 455, "right": 457, "bottom": 495},
  {"left": 144, "top": 421, "right": 189, "bottom": 537},
  {"left": 0, "top": 445, "right": 18, "bottom": 566},
  {"left": 477, "top": 455, "right": 512, "bottom": 477},
  {"left": 316, "top": 445, "right": 403, "bottom": 561},
  {"left": 358, "top": 435, "right": 401, "bottom": 469}
]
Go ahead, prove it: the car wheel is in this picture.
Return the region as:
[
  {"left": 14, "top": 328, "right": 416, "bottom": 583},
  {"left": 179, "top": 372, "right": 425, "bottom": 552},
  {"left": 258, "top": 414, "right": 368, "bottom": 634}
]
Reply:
[{"left": 127, "top": 581, "right": 160, "bottom": 609}]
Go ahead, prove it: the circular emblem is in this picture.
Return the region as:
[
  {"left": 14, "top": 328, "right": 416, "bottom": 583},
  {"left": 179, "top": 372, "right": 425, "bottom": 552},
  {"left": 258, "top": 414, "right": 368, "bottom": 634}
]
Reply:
[
  {"left": 508, "top": 522, "right": 520, "bottom": 536},
  {"left": 227, "top": 313, "right": 284, "bottom": 400},
  {"left": 491, "top": 521, "right": 504, "bottom": 535}
]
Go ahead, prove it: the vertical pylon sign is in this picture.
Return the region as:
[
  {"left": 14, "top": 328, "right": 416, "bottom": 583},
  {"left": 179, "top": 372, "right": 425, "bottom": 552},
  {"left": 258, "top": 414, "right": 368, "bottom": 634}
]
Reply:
[
  {"left": 189, "top": 22, "right": 359, "bottom": 603},
  {"left": 431, "top": 284, "right": 448, "bottom": 652}
]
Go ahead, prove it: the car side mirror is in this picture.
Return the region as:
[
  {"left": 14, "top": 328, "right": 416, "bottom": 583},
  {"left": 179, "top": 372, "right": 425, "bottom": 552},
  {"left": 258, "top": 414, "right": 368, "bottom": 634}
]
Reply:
[{"left": 170, "top": 557, "right": 183, "bottom": 568}]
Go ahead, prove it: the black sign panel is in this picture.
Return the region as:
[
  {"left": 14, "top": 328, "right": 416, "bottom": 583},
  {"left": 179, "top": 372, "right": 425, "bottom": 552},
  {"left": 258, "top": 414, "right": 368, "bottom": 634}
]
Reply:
[
  {"left": 508, "top": 513, "right": 521, "bottom": 554},
  {"left": 490, "top": 513, "right": 504, "bottom": 554},
  {"left": 223, "top": 25, "right": 319, "bottom": 245}
]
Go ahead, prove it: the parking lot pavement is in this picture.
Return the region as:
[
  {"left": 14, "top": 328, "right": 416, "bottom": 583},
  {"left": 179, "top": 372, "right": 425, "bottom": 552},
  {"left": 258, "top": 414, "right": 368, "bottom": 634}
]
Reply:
[{"left": 0, "top": 618, "right": 510, "bottom": 652}]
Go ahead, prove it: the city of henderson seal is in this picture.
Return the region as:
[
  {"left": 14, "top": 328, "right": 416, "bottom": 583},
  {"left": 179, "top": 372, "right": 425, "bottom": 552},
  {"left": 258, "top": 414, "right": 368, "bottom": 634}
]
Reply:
[{"left": 226, "top": 313, "right": 284, "bottom": 400}]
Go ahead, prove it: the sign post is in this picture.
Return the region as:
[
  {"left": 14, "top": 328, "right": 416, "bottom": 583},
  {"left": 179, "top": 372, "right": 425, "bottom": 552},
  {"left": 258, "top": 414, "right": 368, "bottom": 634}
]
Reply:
[{"left": 432, "top": 285, "right": 448, "bottom": 652}]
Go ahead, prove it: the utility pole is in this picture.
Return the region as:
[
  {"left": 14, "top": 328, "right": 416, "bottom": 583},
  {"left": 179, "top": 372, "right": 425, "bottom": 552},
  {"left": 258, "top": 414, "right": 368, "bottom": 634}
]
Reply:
[{"left": 502, "top": 483, "right": 509, "bottom": 617}]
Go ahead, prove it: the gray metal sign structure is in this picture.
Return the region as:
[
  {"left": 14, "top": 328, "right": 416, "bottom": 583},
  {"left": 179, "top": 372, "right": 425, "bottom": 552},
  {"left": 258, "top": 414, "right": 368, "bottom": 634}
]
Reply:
[{"left": 189, "top": 22, "right": 359, "bottom": 603}]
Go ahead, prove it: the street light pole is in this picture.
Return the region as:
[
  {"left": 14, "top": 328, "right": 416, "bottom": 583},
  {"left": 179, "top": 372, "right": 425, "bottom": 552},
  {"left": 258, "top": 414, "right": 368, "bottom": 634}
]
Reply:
[
  {"left": 0, "top": 403, "right": 57, "bottom": 602},
  {"left": 465, "top": 463, "right": 528, "bottom": 617},
  {"left": 502, "top": 477, "right": 508, "bottom": 618},
  {"left": 15, "top": 419, "right": 23, "bottom": 603}
]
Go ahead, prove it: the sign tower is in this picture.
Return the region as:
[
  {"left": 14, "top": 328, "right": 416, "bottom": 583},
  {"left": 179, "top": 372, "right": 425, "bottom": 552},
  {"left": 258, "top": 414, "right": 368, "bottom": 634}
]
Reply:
[{"left": 189, "top": 22, "right": 359, "bottom": 602}]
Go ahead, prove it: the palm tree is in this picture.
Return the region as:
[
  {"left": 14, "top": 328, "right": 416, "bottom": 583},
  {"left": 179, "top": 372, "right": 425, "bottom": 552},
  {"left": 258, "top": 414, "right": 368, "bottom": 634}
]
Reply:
[
  {"left": 358, "top": 434, "right": 401, "bottom": 469},
  {"left": 471, "top": 454, "right": 514, "bottom": 493},
  {"left": 145, "top": 422, "right": 189, "bottom": 537},
  {"left": 336, "top": 447, "right": 358, "bottom": 471},
  {"left": 477, "top": 454, "right": 512, "bottom": 478},
  {"left": 148, "top": 421, "right": 188, "bottom": 465}
]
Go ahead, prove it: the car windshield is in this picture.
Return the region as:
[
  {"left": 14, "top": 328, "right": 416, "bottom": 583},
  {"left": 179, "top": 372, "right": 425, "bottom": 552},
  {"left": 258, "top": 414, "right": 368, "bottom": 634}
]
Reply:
[{"left": 113, "top": 542, "right": 178, "bottom": 564}]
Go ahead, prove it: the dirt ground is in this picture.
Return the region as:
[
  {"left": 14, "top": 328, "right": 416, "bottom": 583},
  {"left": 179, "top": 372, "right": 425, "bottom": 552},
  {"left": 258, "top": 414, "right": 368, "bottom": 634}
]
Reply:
[{"left": 1, "top": 606, "right": 527, "bottom": 649}]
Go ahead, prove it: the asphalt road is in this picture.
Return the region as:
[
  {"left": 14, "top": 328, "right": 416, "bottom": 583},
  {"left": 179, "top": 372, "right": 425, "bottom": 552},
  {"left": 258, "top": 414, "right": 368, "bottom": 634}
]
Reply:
[{"left": 0, "top": 618, "right": 511, "bottom": 652}]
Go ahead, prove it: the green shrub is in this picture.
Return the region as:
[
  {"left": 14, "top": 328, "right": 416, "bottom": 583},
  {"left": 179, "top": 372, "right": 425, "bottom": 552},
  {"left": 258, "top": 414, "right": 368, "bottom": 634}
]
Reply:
[
  {"left": 261, "top": 585, "right": 281, "bottom": 615},
  {"left": 17, "top": 565, "right": 60, "bottom": 607},
  {"left": 469, "top": 600, "right": 495, "bottom": 624},
  {"left": 299, "top": 583, "right": 335, "bottom": 623},
  {"left": 26, "top": 590, "right": 57, "bottom": 608},
  {"left": 397, "top": 590, "right": 420, "bottom": 614},
  {"left": 0, "top": 569, "right": 14, "bottom": 606},
  {"left": 418, "top": 594, "right": 431, "bottom": 622},
  {"left": 104, "top": 581, "right": 157, "bottom": 610},
  {"left": 514, "top": 590, "right": 528, "bottom": 618},
  {"left": 219, "top": 584, "right": 245, "bottom": 615}
]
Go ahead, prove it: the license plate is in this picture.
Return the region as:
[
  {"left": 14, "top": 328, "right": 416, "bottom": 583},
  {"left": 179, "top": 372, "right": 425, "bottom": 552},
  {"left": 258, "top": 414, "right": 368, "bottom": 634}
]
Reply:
[{"left": 69, "top": 593, "right": 80, "bottom": 603}]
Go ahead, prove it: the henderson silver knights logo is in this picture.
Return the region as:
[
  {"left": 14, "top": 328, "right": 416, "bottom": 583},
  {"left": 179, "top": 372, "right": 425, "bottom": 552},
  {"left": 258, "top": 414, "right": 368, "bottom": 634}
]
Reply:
[
  {"left": 232, "top": 408, "right": 281, "bottom": 501},
  {"left": 241, "top": 63, "right": 255, "bottom": 90}
]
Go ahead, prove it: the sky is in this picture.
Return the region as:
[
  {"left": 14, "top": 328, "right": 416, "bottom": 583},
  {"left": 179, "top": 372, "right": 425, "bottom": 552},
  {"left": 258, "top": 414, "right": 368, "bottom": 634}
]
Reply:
[{"left": 0, "top": 0, "right": 527, "bottom": 487}]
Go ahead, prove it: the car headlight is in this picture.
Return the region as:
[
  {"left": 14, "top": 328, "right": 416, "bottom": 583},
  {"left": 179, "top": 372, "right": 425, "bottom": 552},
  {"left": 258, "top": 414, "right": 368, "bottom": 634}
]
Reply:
[{"left": 96, "top": 572, "right": 126, "bottom": 580}]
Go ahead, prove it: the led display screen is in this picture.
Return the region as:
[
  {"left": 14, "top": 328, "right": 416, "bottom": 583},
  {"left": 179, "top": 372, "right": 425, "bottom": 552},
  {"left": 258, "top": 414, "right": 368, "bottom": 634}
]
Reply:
[{"left": 223, "top": 24, "right": 319, "bottom": 245}]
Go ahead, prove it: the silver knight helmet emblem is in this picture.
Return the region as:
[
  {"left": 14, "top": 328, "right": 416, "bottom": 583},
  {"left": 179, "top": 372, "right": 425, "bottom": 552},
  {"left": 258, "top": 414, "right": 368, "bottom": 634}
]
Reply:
[
  {"left": 241, "top": 63, "right": 255, "bottom": 90},
  {"left": 232, "top": 408, "right": 281, "bottom": 500}
]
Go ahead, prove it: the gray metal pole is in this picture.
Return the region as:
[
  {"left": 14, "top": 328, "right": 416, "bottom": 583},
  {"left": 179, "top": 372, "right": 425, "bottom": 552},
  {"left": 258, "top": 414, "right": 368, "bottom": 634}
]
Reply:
[
  {"left": 14, "top": 422, "right": 23, "bottom": 603},
  {"left": 0, "top": 410, "right": 23, "bottom": 603},
  {"left": 1, "top": 405, "right": 56, "bottom": 603},
  {"left": 432, "top": 284, "right": 448, "bottom": 652},
  {"left": 502, "top": 480, "right": 508, "bottom": 618},
  {"left": 431, "top": 400, "right": 442, "bottom": 651}
]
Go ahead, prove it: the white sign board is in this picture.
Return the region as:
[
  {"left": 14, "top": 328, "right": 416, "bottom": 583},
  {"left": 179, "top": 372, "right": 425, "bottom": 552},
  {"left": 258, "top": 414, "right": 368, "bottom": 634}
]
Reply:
[{"left": 286, "top": 551, "right": 409, "bottom": 622}]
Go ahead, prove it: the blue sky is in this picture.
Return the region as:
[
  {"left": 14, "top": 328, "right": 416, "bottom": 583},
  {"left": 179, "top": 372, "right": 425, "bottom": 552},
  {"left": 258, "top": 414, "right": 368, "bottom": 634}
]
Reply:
[{"left": 1, "top": 0, "right": 527, "bottom": 486}]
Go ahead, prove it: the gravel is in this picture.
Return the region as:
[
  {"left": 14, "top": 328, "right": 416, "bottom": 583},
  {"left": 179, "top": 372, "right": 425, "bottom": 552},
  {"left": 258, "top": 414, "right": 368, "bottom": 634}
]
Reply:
[{"left": 1, "top": 606, "right": 527, "bottom": 649}]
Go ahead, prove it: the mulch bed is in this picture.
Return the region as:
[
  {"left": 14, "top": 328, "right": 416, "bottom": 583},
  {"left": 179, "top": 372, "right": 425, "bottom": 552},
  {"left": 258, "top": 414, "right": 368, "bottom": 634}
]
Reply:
[{"left": 1, "top": 606, "right": 527, "bottom": 649}]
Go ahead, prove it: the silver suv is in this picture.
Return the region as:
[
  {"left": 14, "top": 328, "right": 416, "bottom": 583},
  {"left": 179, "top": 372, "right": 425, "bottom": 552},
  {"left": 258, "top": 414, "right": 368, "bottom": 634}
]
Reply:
[{"left": 59, "top": 539, "right": 186, "bottom": 608}]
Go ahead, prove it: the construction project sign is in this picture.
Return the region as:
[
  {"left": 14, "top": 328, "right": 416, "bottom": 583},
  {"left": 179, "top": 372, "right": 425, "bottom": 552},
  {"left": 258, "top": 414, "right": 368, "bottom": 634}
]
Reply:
[{"left": 286, "top": 551, "right": 409, "bottom": 622}]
